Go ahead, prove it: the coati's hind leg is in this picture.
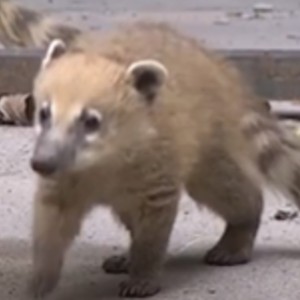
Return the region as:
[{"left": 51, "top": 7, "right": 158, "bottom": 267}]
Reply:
[{"left": 186, "top": 147, "right": 263, "bottom": 266}]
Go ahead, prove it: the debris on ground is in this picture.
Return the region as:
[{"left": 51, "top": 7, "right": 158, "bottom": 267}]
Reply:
[
  {"left": 214, "top": 16, "right": 230, "bottom": 25},
  {"left": 269, "top": 100, "right": 300, "bottom": 137},
  {"left": 247, "top": 3, "right": 274, "bottom": 20},
  {"left": 269, "top": 100, "right": 300, "bottom": 120},
  {"left": 273, "top": 209, "right": 298, "bottom": 221},
  {"left": 253, "top": 3, "right": 274, "bottom": 14},
  {"left": 207, "top": 288, "right": 216, "bottom": 295},
  {"left": 279, "top": 119, "right": 300, "bottom": 137},
  {"left": 286, "top": 34, "right": 300, "bottom": 41}
]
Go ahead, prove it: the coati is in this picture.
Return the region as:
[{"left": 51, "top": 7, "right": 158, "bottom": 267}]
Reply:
[{"left": 1, "top": 1, "right": 300, "bottom": 299}]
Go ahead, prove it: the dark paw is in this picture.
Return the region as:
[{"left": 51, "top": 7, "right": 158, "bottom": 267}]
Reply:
[
  {"left": 102, "top": 255, "right": 129, "bottom": 274},
  {"left": 204, "top": 245, "right": 251, "bottom": 266},
  {"left": 119, "top": 279, "right": 161, "bottom": 298},
  {"left": 28, "top": 271, "right": 59, "bottom": 299}
]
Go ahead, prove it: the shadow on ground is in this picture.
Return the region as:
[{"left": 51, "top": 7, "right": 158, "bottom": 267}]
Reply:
[{"left": 0, "top": 238, "right": 300, "bottom": 300}]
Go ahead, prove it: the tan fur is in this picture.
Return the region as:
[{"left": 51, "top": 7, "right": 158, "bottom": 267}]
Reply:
[{"left": 3, "top": 1, "right": 300, "bottom": 299}]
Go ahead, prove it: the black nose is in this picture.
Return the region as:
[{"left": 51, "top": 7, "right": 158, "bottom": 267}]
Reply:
[{"left": 30, "top": 156, "right": 58, "bottom": 176}]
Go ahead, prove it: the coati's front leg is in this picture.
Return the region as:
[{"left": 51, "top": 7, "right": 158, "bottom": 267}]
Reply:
[
  {"left": 28, "top": 183, "right": 89, "bottom": 298},
  {"left": 109, "top": 193, "right": 179, "bottom": 298}
]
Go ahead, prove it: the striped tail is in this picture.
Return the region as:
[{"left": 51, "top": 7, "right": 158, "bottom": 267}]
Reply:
[
  {"left": 241, "top": 111, "right": 300, "bottom": 204},
  {"left": 0, "top": 0, "right": 82, "bottom": 48}
]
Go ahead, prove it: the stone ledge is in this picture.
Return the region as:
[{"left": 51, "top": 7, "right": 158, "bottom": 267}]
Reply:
[
  {"left": 0, "top": 50, "right": 41, "bottom": 95},
  {"left": 1, "top": 49, "right": 300, "bottom": 100},
  {"left": 221, "top": 49, "right": 300, "bottom": 100}
]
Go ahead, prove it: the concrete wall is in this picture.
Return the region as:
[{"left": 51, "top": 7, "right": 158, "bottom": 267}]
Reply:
[{"left": 0, "top": 49, "right": 299, "bottom": 100}]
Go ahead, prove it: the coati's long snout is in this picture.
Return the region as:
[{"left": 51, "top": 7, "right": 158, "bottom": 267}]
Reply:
[{"left": 30, "top": 128, "right": 77, "bottom": 176}]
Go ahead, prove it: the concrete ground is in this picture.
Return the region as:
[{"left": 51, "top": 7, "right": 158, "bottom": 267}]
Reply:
[
  {"left": 1, "top": 1, "right": 300, "bottom": 300},
  {"left": 1, "top": 128, "right": 300, "bottom": 300}
]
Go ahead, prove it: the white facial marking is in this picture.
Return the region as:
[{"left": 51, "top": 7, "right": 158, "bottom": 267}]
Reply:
[
  {"left": 85, "top": 132, "right": 99, "bottom": 143},
  {"left": 51, "top": 101, "right": 56, "bottom": 119},
  {"left": 34, "top": 101, "right": 51, "bottom": 134},
  {"left": 87, "top": 108, "right": 103, "bottom": 122},
  {"left": 84, "top": 109, "right": 103, "bottom": 143},
  {"left": 71, "top": 104, "right": 84, "bottom": 121}
]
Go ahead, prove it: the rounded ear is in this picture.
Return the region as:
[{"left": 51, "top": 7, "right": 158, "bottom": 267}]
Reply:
[
  {"left": 41, "top": 39, "right": 67, "bottom": 69},
  {"left": 125, "top": 59, "right": 169, "bottom": 102}
]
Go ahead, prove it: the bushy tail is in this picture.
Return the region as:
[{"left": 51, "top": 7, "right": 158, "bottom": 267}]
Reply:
[
  {"left": 241, "top": 111, "right": 300, "bottom": 205},
  {"left": 0, "top": 0, "right": 82, "bottom": 48}
]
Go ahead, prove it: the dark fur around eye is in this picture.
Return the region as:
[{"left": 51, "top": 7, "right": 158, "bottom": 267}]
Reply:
[
  {"left": 80, "top": 109, "right": 102, "bottom": 132},
  {"left": 39, "top": 104, "right": 51, "bottom": 125}
]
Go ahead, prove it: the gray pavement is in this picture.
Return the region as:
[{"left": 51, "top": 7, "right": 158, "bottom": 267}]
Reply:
[
  {"left": 1, "top": 1, "right": 300, "bottom": 300},
  {"left": 13, "top": 0, "right": 300, "bottom": 50}
]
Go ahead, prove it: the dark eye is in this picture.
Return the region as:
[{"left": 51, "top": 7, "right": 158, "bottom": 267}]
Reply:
[
  {"left": 39, "top": 103, "right": 51, "bottom": 125},
  {"left": 81, "top": 109, "right": 102, "bottom": 133}
]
